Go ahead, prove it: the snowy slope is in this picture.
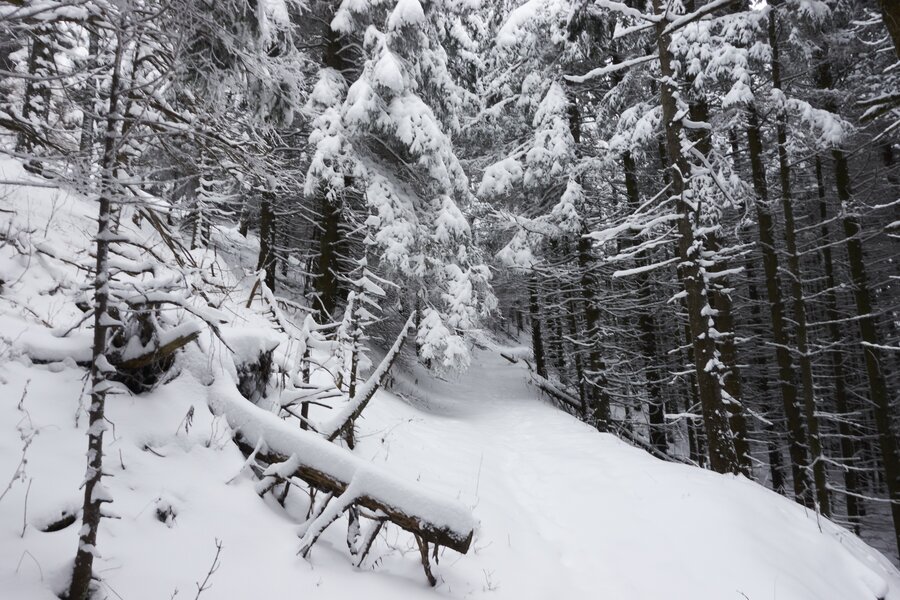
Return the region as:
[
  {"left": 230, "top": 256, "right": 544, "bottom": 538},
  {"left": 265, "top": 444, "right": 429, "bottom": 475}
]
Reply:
[{"left": 1, "top": 162, "right": 899, "bottom": 600}]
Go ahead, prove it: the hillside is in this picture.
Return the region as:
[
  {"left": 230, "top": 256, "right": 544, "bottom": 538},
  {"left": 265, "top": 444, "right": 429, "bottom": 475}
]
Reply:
[{"left": 1, "top": 161, "right": 899, "bottom": 600}]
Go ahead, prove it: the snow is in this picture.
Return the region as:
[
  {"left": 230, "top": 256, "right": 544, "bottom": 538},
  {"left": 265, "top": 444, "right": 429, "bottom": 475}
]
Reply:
[
  {"left": 524, "top": 82, "right": 576, "bottom": 187},
  {"left": 565, "top": 54, "right": 658, "bottom": 84},
  {"left": 496, "top": 229, "right": 536, "bottom": 270},
  {"left": 496, "top": 0, "right": 543, "bottom": 47},
  {"left": 2, "top": 163, "right": 900, "bottom": 600},
  {"left": 372, "top": 51, "right": 406, "bottom": 94},
  {"left": 17, "top": 325, "right": 93, "bottom": 363},
  {"left": 220, "top": 326, "right": 283, "bottom": 366},
  {"left": 387, "top": 0, "right": 425, "bottom": 30},
  {"left": 207, "top": 373, "right": 475, "bottom": 541},
  {"left": 549, "top": 179, "right": 583, "bottom": 234},
  {"left": 478, "top": 158, "right": 523, "bottom": 198}
]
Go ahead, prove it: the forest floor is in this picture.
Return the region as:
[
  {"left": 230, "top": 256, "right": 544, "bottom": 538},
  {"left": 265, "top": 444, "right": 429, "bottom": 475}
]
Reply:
[
  {"left": 2, "top": 161, "right": 900, "bottom": 599},
  {"left": 2, "top": 340, "right": 900, "bottom": 600}
]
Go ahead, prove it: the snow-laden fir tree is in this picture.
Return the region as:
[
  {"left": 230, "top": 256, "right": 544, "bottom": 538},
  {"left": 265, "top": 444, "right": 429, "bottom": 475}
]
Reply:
[{"left": 305, "top": 0, "right": 496, "bottom": 371}]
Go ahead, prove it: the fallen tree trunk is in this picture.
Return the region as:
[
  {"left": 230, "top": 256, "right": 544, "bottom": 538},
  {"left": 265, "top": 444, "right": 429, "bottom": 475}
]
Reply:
[
  {"left": 505, "top": 351, "right": 697, "bottom": 467},
  {"left": 116, "top": 322, "right": 202, "bottom": 370},
  {"left": 501, "top": 353, "right": 584, "bottom": 412},
  {"left": 319, "top": 312, "right": 415, "bottom": 441},
  {"left": 209, "top": 378, "right": 474, "bottom": 554},
  {"left": 529, "top": 372, "right": 583, "bottom": 413}
]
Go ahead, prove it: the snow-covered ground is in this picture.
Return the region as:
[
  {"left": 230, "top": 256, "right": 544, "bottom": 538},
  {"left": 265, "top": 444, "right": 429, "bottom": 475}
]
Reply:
[
  {"left": 2, "top": 161, "right": 899, "bottom": 599},
  {"left": 2, "top": 343, "right": 899, "bottom": 600}
]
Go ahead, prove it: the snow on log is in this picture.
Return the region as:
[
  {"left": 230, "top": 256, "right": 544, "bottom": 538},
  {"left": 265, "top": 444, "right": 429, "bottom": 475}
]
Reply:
[
  {"left": 208, "top": 377, "right": 475, "bottom": 554},
  {"left": 319, "top": 312, "right": 415, "bottom": 441},
  {"left": 529, "top": 372, "right": 583, "bottom": 412},
  {"left": 116, "top": 321, "right": 203, "bottom": 370}
]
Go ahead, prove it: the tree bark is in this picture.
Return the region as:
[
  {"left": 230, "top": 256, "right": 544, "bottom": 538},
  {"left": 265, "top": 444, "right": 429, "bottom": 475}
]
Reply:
[
  {"left": 17, "top": 27, "right": 52, "bottom": 155},
  {"left": 879, "top": 0, "right": 900, "bottom": 59},
  {"left": 622, "top": 150, "right": 667, "bottom": 455},
  {"left": 313, "top": 196, "right": 341, "bottom": 321},
  {"left": 68, "top": 29, "right": 124, "bottom": 600},
  {"left": 222, "top": 392, "right": 474, "bottom": 554},
  {"left": 652, "top": 0, "right": 739, "bottom": 473},
  {"left": 813, "top": 156, "right": 861, "bottom": 530},
  {"left": 766, "top": 15, "right": 829, "bottom": 513},
  {"left": 528, "top": 275, "right": 548, "bottom": 380},
  {"left": 577, "top": 235, "right": 612, "bottom": 430},
  {"left": 689, "top": 97, "right": 751, "bottom": 475},
  {"left": 256, "top": 192, "right": 276, "bottom": 292},
  {"left": 816, "top": 54, "right": 900, "bottom": 555},
  {"left": 745, "top": 105, "right": 812, "bottom": 505}
]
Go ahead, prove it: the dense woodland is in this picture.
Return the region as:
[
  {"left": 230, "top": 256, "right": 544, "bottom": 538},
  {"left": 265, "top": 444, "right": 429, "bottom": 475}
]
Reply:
[{"left": 1, "top": 0, "right": 899, "bottom": 597}]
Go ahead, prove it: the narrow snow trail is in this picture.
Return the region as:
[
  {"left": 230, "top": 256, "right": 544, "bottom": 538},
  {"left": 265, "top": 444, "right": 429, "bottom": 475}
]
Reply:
[{"left": 356, "top": 346, "right": 900, "bottom": 600}]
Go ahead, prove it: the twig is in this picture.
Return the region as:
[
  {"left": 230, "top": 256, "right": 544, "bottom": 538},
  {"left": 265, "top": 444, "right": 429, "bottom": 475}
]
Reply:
[
  {"left": 15, "top": 550, "right": 44, "bottom": 581},
  {"left": 0, "top": 382, "right": 34, "bottom": 504},
  {"left": 21, "top": 478, "right": 32, "bottom": 537},
  {"left": 414, "top": 534, "right": 437, "bottom": 586},
  {"left": 194, "top": 539, "right": 223, "bottom": 600}
]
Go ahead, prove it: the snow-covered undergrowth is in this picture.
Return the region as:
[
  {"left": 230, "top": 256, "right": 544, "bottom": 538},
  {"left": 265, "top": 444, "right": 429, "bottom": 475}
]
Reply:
[{"left": 1, "top": 160, "right": 899, "bottom": 599}]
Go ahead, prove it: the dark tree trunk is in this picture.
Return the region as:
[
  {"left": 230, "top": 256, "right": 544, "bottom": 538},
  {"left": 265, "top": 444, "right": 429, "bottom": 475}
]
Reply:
[
  {"left": 256, "top": 192, "right": 276, "bottom": 292},
  {"left": 835, "top": 149, "right": 899, "bottom": 551},
  {"left": 528, "top": 275, "right": 547, "bottom": 379},
  {"left": 78, "top": 31, "right": 99, "bottom": 162},
  {"left": 566, "top": 299, "right": 588, "bottom": 419},
  {"left": 308, "top": 13, "right": 354, "bottom": 323},
  {"left": 817, "top": 55, "right": 900, "bottom": 555},
  {"left": 313, "top": 197, "right": 341, "bottom": 321},
  {"left": 68, "top": 30, "right": 125, "bottom": 600},
  {"left": 745, "top": 106, "right": 812, "bottom": 505},
  {"left": 17, "top": 28, "right": 52, "bottom": 155},
  {"left": 767, "top": 12, "right": 828, "bottom": 513},
  {"left": 814, "top": 158, "right": 861, "bottom": 530},
  {"left": 689, "top": 98, "right": 751, "bottom": 475},
  {"left": 622, "top": 151, "right": 667, "bottom": 454},
  {"left": 879, "top": 0, "right": 900, "bottom": 59},
  {"left": 577, "top": 235, "right": 611, "bottom": 430},
  {"left": 652, "top": 4, "right": 739, "bottom": 473}
]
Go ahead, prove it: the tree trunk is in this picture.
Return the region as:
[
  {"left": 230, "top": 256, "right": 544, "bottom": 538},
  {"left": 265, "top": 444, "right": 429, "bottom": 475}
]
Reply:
[
  {"left": 528, "top": 275, "right": 547, "bottom": 380},
  {"left": 78, "top": 30, "right": 99, "bottom": 164},
  {"left": 817, "top": 55, "right": 900, "bottom": 556},
  {"left": 879, "top": 0, "right": 900, "bottom": 59},
  {"left": 813, "top": 156, "right": 861, "bottom": 530},
  {"left": 314, "top": 197, "right": 341, "bottom": 321},
  {"left": 745, "top": 105, "right": 812, "bottom": 505},
  {"left": 768, "top": 11, "right": 828, "bottom": 513},
  {"left": 689, "top": 97, "right": 751, "bottom": 475},
  {"left": 309, "top": 13, "right": 354, "bottom": 323},
  {"left": 256, "top": 192, "right": 276, "bottom": 292},
  {"left": 565, "top": 300, "right": 588, "bottom": 419},
  {"left": 577, "top": 234, "right": 611, "bottom": 430},
  {"left": 835, "top": 149, "right": 899, "bottom": 551},
  {"left": 68, "top": 29, "right": 125, "bottom": 600},
  {"left": 17, "top": 28, "right": 52, "bottom": 155},
  {"left": 622, "top": 151, "right": 667, "bottom": 454},
  {"left": 653, "top": 1, "right": 738, "bottom": 473}
]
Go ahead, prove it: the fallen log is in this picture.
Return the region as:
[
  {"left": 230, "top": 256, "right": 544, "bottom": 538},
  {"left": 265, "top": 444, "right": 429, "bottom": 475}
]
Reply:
[
  {"left": 209, "top": 378, "right": 474, "bottom": 554},
  {"left": 507, "top": 352, "right": 697, "bottom": 467},
  {"left": 528, "top": 372, "right": 583, "bottom": 413},
  {"left": 116, "top": 322, "right": 202, "bottom": 370},
  {"left": 499, "top": 352, "right": 517, "bottom": 364},
  {"left": 610, "top": 422, "right": 696, "bottom": 466}
]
